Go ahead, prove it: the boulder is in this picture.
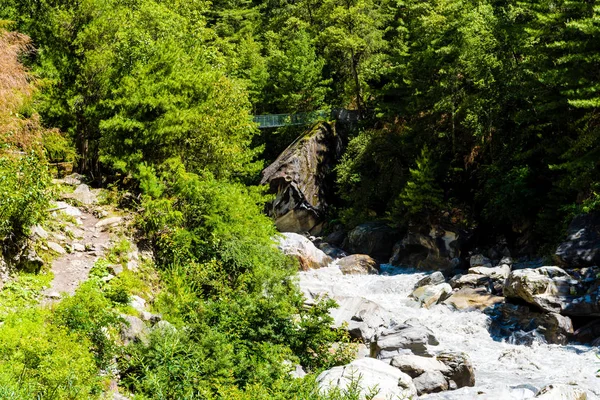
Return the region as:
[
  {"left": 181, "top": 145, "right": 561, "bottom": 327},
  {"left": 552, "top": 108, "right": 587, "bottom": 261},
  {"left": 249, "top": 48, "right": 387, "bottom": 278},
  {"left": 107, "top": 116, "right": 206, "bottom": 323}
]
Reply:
[
  {"left": 413, "top": 370, "right": 449, "bottom": 395},
  {"left": 572, "top": 319, "right": 600, "bottom": 344},
  {"left": 443, "top": 288, "right": 504, "bottom": 311},
  {"left": 487, "top": 303, "right": 574, "bottom": 345},
  {"left": 68, "top": 183, "right": 98, "bottom": 205},
  {"left": 277, "top": 233, "right": 332, "bottom": 270},
  {"left": 261, "top": 123, "right": 342, "bottom": 235},
  {"left": 344, "top": 222, "right": 400, "bottom": 262},
  {"left": 389, "top": 354, "right": 449, "bottom": 378},
  {"left": 503, "top": 267, "right": 576, "bottom": 313},
  {"left": 469, "top": 264, "right": 511, "bottom": 294},
  {"left": 556, "top": 212, "right": 600, "bottom": 267},
  {"left": 318, "top": 242, "right": 348, "bottom": 259},
  {"left": 330, "top": 296, "right": 390, "bottom": 342},
  {"left": 326, "top": 230, "right": 347, "bottom": 247},
  {"left": 414, "top": 271, "right": 446, "bottom": 289},
  {"left": 372, "top": 319, "right": 439, "bottom": 359},
  {"left": 468, "top": 264, "right": 511, "bottom": 281},
  {"left": 410, "top": 283, "right": 453, "bottom": 308},
  {"left": 470, "top": 254, "right": 492, "bottom": 268},
  {"left": 449, "top": 273, "right": 492, "bottom": 290},
  {"left": 436, "top": 351, "right": 475, "bottom": 388},
  {"left": 535, "top": 384, "right": 588, "bottom": 399},
  {"left": 317, "top": 358, "right": 417, "bottom": 400},
  {"left": 337, "top": 254, "right": 380, "bottom": 275}
]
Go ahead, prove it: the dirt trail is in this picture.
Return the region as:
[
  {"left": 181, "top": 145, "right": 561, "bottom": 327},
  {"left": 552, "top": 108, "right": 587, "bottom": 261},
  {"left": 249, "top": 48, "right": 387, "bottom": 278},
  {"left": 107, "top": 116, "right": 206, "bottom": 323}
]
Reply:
[{"left": 43, "top": 207, "right": 111, "bottom": 300}]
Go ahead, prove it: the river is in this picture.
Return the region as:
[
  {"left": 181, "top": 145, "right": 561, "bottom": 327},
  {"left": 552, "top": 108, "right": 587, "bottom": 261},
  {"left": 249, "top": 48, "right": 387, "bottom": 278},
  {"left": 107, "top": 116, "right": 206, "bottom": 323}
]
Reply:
[{"left": 299, "top": 264, "right": 600, "bottom": 399}]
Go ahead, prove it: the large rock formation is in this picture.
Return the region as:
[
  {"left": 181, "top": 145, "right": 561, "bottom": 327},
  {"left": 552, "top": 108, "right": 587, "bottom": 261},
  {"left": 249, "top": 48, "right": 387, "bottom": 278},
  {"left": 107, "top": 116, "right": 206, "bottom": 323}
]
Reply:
[
  {"left": 261, "top": 123, "right": 342, "bottom": 235},
  {"left": 556, "top": 212, "right": 600, "bottom": 267}
]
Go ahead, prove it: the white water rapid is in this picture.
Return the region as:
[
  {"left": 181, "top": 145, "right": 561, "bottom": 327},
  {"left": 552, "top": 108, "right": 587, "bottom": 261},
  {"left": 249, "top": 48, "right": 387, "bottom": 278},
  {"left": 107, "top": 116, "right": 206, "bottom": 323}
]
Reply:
[{"left": 299, "top": 264, "right": 600, "bottom": 399}]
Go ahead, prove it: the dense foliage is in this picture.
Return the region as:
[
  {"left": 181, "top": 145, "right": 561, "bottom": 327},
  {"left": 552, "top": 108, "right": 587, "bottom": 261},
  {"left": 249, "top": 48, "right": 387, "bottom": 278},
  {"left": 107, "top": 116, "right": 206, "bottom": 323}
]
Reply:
[{"left": 1, "top": 0, "right": 600, "bottom": 395}]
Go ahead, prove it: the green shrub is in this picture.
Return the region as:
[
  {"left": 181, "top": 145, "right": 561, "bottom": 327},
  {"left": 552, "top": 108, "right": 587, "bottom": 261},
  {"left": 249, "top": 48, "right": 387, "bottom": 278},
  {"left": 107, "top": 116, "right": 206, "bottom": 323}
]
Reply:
[
  {"left": 0, "top": 151, "right": 50, "bottom": 239},
  {"left": 0, "top": 309, "right": 100, "bottom": 399},
  {"left": 53, "top": 281, "right": 123, "bottom": 369}
]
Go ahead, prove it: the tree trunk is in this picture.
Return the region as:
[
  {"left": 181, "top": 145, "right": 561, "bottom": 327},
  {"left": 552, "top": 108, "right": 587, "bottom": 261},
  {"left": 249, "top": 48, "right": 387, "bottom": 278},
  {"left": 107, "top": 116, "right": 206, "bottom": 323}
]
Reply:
[{"left": 350, "top": 50, "right": 362, "bottom": 119}]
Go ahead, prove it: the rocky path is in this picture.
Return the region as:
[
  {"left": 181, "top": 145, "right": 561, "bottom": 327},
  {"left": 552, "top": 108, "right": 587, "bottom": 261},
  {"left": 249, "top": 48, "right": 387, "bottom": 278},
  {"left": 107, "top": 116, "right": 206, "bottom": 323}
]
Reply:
[{"left": 43, "top": 203, "right": 112, "bottom": 301}]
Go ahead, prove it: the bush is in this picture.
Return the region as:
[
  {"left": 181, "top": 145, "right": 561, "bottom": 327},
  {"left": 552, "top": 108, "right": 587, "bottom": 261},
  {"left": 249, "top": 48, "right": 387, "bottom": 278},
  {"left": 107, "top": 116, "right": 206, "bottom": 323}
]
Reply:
[
  {"left": 0, "top": 151, "right": 50, "bottom": 239},
  {"left": 0, "top": 309, "right": 100, "bottom": 399}
]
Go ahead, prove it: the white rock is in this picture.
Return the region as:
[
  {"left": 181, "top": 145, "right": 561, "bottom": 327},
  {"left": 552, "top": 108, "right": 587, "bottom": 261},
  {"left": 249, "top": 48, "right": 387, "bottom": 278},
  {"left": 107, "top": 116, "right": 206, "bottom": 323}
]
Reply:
[
  {"left": 47, "top": 242, "right": 66, "bottom": 255},
  {"left": 30, "top": 225, "right": 48, "bottom": 240},
  {"left": 95, "top": 216, "right": 123, "bottom": 229},
  {"left": 410, "top": 283, "right": 452, "bottom": 308},
  {"left": 53, "top": 201, "right": 82, "bottom": 217},
  {"left": 317, "top": 357, "right": 417, "bottom": 400},
  {"left": 535, "top": 383, "right": 587, "bottom": 399},
  {"left": 277, "top": 232, "right": 332, "bottom": 270}
]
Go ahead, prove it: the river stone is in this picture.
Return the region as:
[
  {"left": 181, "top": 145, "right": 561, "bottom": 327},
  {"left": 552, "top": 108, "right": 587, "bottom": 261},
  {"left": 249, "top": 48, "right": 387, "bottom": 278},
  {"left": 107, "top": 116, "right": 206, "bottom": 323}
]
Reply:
[
  {"left": 436, "top": 351, "right": 475, "bottom": 388},
  {"left": 449, "top": 273, "right": 492, "bottom": 290},
  {"left": 318, "top": 242, "right": 348, "bottom": 259},
  {"left": 487, "top": 303, "right": 574, "bottom": 345},
  {"left": 317, "top": 358, "right": 417, "bottom": 400},
  {"left": 414, "top": 271, "right": 446, "bottom": 289},
  {"left": 413, "top": 370, "right": 449, "bottom": 395},
  {"left": 503, "top": 267, "right": 576, "bottom": 313},
  {"left": 373, "top": 319, "right": 439, "bottom": 359},
  {"left": 535, "top": 383, "right": 587, "bottom": 399},
  {"left": 443, "top": 287, "right": 504, "bottom": 311},
  {"left": 330, "top": 296, "right": 389, "bottom": 342},
  {"left": 468, "top": 264, "right": 511, "bottom": 280},
  {"left": 277, "top": 232, "right": 332, "bottom": 270},
  {"left": 411, "top": 283, "right": 453, "bottom": 308},
  {"left": 389, "top": 354, "right": 449, "bottom": 378},
  {"left": 261, "top": 123, "right": 342, "bottom": 235},
  {"left": 337, "top": 254, "right": 380, "bottom": 275},
  {"left": 344, "top": 222, "right": 400, "bottom": 262}
]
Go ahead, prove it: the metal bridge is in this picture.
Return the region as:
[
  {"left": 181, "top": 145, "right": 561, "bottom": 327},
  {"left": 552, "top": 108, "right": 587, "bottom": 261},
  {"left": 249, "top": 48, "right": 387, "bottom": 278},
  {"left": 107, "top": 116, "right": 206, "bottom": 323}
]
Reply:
[{"left": 253, "top": 109, "right": 358, "bottom": 129}]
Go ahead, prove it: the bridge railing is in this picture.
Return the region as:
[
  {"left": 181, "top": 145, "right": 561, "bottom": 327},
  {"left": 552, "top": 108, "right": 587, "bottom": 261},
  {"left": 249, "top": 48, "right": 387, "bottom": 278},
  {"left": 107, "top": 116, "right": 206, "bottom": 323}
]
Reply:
[{"left": 253, "top": 109, "right": 357, "bottom": 129}]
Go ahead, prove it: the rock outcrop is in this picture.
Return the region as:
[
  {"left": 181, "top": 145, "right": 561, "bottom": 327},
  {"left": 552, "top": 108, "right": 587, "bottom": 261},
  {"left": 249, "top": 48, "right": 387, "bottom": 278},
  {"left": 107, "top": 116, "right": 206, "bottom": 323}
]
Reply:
[
  {"left": 556, "top": 212, "right": 600, "bottom": 267},
  {"left": 261, "top": 123, "right": 342, "bottom": 235}
]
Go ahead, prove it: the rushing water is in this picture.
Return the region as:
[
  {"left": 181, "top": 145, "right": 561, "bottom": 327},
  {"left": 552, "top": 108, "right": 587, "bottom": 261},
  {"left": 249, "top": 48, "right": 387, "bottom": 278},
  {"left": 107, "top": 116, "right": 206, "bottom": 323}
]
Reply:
[{"left": 299, "top": 264, "right": 600, "bottom": 399}]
